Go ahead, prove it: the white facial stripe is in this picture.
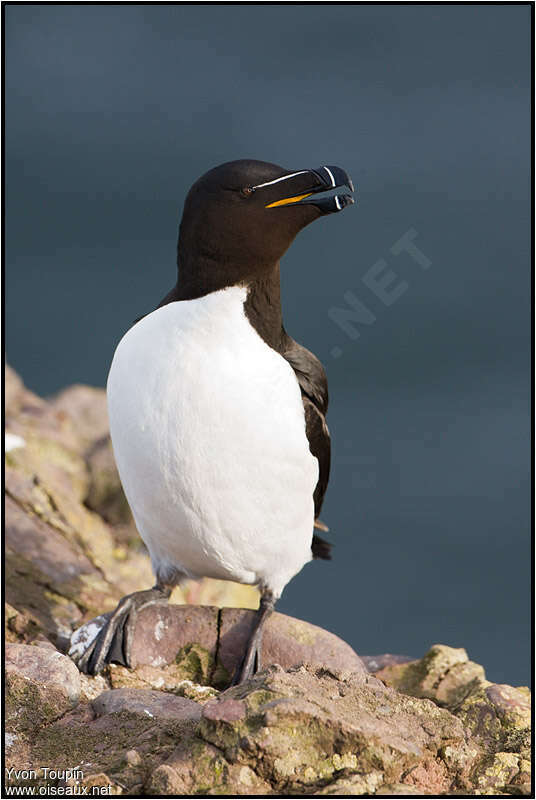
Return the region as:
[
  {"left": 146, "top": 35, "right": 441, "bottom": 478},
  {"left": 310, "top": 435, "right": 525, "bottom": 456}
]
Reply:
[
  {"left": 323, "top": 166, "right": 336, "bottom": 187},
  {"left": 252, "top": 170, "right": 309, "bottom": 190},
  {"left": 335, "top": 195, "right": 341, "bottom": 210}
]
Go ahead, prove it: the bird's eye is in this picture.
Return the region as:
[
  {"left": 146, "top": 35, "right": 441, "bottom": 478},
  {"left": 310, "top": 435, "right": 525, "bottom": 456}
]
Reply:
[{"left": 241, "top": 186, "right": 255, "bottom": 198}]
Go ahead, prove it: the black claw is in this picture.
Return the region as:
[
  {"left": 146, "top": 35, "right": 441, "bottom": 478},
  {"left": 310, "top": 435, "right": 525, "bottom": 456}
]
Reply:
[
  {"left": 74, "top": 587, "right": 170, "bottom": 675},
  {"left": 231, "top": 641, "right": 261, "bottom": 686},
  {"left": 76, "top": 631, "right": 100, "bottom": 674},
  {"left": 230, "top": 594, "right": 274, "bottom": 686}
]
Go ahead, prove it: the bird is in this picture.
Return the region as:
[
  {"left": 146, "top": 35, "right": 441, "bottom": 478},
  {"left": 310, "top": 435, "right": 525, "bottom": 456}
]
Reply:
[{"left": 74, "top": 159, "right": 354, "bottom": 683}]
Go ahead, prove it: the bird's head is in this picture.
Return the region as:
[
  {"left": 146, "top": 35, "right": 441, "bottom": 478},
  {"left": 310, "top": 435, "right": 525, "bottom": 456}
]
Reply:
[{"left": 176, "top": 159, "right": 354, "bottom": 297}]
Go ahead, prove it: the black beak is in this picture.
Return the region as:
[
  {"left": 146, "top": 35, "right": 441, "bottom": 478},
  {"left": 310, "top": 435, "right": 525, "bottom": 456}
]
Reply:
[
  {"left": 305, "top": 166, "right": 355, "bottom": 214},
  {"left": 265, "top": 165, "right": 355, "bottom": 214},
  {"left": 310, "top": 166, "right": 355, "bottom": 193}
]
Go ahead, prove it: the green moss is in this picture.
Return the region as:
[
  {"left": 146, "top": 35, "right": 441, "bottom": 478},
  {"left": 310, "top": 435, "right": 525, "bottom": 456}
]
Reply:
[
  {"left": 5, "top": 551, "right": 80, "bottom": 638},
  {"left": 378, "top": 659, "right": 428, "bottom": 697},
  {"left": 175, "top": 643, "right": 214, "bottom": 685},
  {"left": 5, "top": 603, "right": 42, "bottom": 643},
  {"left": 25, "top": 709, "right": 189, "bottom": 793},
  {"left": 211, "top": 662, "right": 231, "bottom": 691},
  {"left": 5, "top": 452, "right": 18, "bottom": 468},
  {"left": 6, "top": 673, "right": 68, "bottom": 735},
  {"left": 173, "top": 680, "right": 220, "bottom": 704},
  {"left": 244, "top": 688, "right": 279, "bottom": 712}
]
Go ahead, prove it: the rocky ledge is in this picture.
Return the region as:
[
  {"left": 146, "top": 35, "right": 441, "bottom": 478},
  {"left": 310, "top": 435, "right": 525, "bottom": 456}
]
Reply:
[{"left": 4, "top": 366, "right": 532, "bottom": 796}]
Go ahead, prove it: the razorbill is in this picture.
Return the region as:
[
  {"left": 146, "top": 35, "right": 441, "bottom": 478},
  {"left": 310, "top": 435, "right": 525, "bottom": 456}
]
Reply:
[{"left": 75, "top": 160, "right": 354, "bottom": 683}]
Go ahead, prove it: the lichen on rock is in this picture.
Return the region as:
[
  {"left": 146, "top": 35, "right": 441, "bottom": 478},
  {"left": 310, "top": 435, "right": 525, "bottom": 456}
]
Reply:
[{"left": 5, "top": 644, "right": 81, "bottom": 737}]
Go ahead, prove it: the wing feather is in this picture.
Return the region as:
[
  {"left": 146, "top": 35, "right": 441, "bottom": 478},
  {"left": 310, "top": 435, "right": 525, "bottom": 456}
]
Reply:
[{"left": 282, "top": 334, "right": 332, "bottom": 560}]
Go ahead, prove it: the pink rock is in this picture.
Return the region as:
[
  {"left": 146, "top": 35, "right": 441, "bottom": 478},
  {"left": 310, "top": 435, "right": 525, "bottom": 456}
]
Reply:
[
  {"left": 203, "top": 698, "right": 246, "bottom": 723},
  {"left": 6, "top": 643, "right": 81, "bottom": 705},
  {"left": 218, "top": 607, "right": 366, "bottom": 677},
  {"left": 5, "top": 364, "right": 45, "bottom": 418},
  {"left": 81, "top": 604, "right": 366, "bottom": 681},
  {"left": 92, "top": 688, "right": 202, "bottom": 721},
  {"left": 5, "top": 494, "right": 94, "bottom": 584},
  {"left": 130, "top": 604, "right": 219, "bottom": 668},
  {"left": 6, "top": 643, "right": 81, "bottom": 734},
  {"left": 485, "top": 684, "right": 531, "bottom": 716},
  {"left": 49, "top": 384, "right": 110, "bottom": 449}
]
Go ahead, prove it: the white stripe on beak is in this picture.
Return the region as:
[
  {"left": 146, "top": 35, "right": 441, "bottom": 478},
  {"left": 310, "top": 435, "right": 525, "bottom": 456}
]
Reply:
[
  {"left": 252, "top": 170, "right": 309, "bottom": 190},
  {"left": 323, "top": 166, "right": 336, "bottom": 188}
]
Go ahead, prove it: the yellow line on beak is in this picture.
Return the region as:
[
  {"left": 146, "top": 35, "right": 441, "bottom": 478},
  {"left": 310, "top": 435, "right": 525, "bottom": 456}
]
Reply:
[{"left": 265, "top": 192, "right": 313, "bottom": 208}]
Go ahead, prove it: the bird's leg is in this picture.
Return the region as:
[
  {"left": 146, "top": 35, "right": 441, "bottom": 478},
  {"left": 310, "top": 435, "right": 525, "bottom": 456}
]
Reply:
[
  {"left": 75, "top": 580, "right": 175, "bottom": 676},
  {"left": 231, "top": 590, "right": 275, "bottom": 685}
]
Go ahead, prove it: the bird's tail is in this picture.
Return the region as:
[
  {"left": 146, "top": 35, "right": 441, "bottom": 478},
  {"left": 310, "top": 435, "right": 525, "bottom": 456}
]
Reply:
[{"left": 312, "top": 533, "right": 332, "bottom": 560}]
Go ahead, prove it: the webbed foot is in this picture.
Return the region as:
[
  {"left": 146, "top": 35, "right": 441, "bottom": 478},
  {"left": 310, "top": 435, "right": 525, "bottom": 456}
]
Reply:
[{"left": 71, "top": 585, "right": 171, "bottom": 675}]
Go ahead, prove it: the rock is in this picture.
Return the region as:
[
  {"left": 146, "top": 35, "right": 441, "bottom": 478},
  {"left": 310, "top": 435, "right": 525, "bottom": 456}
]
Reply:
[
  {"left": 473, "top": 752, "right": 526, "bottom": 795},
  {"left": 457, "top": 682, "right": 531, "bottom": 758},
  {"left": 5, "top": 419, "right": 89, "bottom": 504},
  {"left": 218, "top": 606, "right": 366, "bottom": 681},
  {"left": 362, "top": 654, "right": 415, "bottom": 672},
  {"left": 85, "top": 434, "right": 134, "bottom": 526},
  {"left": 9, "top": 701, "right": 193, "bottom": 795},
  {"left": 179, "top": 576, "right": 260, "bottom": 610},
  {"left": 5, "top": 491, "right": 115, "bottom": 644},
  {"left": 146, "top": 750, "right": 274, "bottom": 796},
  {"left": 5, "top": 363, "right": 26, "bottom": 415},
  {"left": 76, "top": 773, "right": 123, "bottom": 795},
  {"left": 194, "top": 663, "right": 467, "bottom": 793},
  {"left": 5, "top": 363, "right": 44, "bottom": 418},
  {"left": 375, "top": 644, "right": 531, "bottom": 767},
  {"left": 485, "top": 683, "right": 531, "bottom": 726},
  {"left": 71, "top": 603, "right": 366, "bottom": 689},
  {"left": 49, "top": 384, "right": 110, "bottom": 449},
  {"left": 510, "top": 758, "right": 532, "bottom": 795},
  {"left": 373, "top": 645, "right": 532, "bottom": 794},
  {"left": 125, "top": 749, "right": 142, "bottom": 767},
  {"left": 129, "top": 604, "right": 220, "bottom": 671},
  {"left": 314, "top": 771, "right": 384, "bottom": 794},
  {"left": 401, "top": 758, "right": 452, "bottom": 794},
  {"left": 5, "top": 643, "right": 81, "bottom": 735},
  {"left": 48, "top": 385, "right": 141, "bottom": 547},
  {"left": 6, "top": 450, "right": 155, "bottom": 650},
  {"left": 32, "top": 635, "right": 60, "bottom": 651},
  {"left": 5, "top": 602, "right": 43, "bottom": 644},
  {"left": 6, "top": 493, "right": 95, "bottom": 585},
  {"left": 5, "top": 371, "right": 89, "bottom": 500},
  {"left": 108, "top": 663, "right": 220, "bottom": 703},
  {"left": 78, "top": 672, "right": 111, "bottom": 703},
  {"left": 375, "top": 784, "right": 425, "bottom": 795},
  {"left": 92, "top": 688, "right": 202, "bottom": 721},
  {"left": 375, "top": 643, "right": 486, "bottom": 707},
  {"left": 5, "top": 651, "right": 531, "bottom": 796},
  {"left": 6, "top": 456, "right": 152, "bottom": 599}
]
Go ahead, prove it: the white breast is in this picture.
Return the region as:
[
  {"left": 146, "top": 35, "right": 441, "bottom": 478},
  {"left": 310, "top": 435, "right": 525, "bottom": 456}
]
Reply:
[{"left": 106, "top": 286, "right": 318, "bottom": 599}]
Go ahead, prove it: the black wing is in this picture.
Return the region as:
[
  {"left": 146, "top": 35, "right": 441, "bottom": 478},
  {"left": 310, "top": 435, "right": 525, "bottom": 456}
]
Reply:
[{"left": 282, "top": 333, "right": 332, "bottom": 560}]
